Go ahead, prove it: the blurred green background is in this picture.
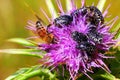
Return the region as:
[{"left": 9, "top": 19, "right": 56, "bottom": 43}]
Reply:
[{"left": 0, "top": 0, "right": 120, "bottom": 80}]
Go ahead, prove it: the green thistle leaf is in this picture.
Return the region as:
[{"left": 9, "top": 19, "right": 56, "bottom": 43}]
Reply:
[
  {"left": 0, "top": 49, "right": 45, "bottom": 58},
  {"left": 100, "top": 73, "right": 119, "bottom": 80},
  {"left": 5, "top": 65, "right": 57, "bottom": 80},
  {"left": 7, "top": 38, "right": 36, "bottom": 46}
]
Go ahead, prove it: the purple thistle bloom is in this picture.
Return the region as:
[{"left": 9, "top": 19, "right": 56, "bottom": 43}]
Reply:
[{"left": 27, "top": 0, "right": 118, "bottom": 80}]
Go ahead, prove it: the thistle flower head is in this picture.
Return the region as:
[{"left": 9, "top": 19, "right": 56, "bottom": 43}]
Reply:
[{"left": 27, "top": 0, "right": 118, "bottom": 80}]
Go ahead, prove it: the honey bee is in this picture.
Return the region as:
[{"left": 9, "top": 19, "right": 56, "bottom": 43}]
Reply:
[
  {"left": 36, "top": 20, "right": 55, "bottom": 43},
  {"left": 24, "top": 1, "right": 56, "bottom": 43}
]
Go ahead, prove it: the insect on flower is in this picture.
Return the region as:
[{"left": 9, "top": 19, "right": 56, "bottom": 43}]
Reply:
[
  {"left": 35, "top": 20, "right": 55, "bottom": 43},
  {"left": 54, "top": 15, "right": 73, "bottom": 27},
  {"left": 71, "top": 6, "right": 104, "bottom": 26},
  {"left": 76, "top": 41, "right": 96, "bottom": 56},
  {"left": 71, "top": 31, "right": 88, "bottom": 43},
  {"left": 87, "top": 31, "right": 103, "bottom": 44},
  {"left": 86, "top": 6, "right": 104, "bottom": 26}
]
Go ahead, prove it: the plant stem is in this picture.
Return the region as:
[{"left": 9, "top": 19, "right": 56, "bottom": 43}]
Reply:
[{"left": 17, "top": 69, "right": 55, "bottom": 80}]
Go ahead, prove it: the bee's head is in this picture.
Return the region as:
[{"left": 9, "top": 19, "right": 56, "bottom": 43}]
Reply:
[{"left": 36, "top": 20, "right": 42, "bottom": 28}]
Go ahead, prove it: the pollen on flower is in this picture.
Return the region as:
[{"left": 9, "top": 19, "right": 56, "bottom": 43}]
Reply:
[{"left": 27, "top": 0, "right": 118, "bottom": 80}]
